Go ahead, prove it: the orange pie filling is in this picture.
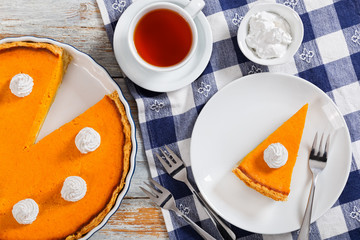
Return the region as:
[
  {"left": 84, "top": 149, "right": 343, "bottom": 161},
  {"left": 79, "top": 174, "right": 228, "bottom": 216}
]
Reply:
[{"left": 0, "top": 42, "right": 132, "bottom": 239}]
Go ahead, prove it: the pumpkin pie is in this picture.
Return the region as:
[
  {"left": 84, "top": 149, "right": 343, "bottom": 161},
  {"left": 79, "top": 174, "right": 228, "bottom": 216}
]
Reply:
[
  {"left": 0, "top": 41, "right": 132, "bottom": 239},
  {"left": 232, "top": 104, "right": 308, "bottom": 201}
]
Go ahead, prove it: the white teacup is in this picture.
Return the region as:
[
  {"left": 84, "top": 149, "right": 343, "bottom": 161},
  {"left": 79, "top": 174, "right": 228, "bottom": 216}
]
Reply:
[{"left": 128, "top": 0, "right": 205, "bottom": 72}]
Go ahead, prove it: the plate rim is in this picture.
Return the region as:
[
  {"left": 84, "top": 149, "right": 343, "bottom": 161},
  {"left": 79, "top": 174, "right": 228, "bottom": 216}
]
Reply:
[
  {"left": 190, "top": 72, "right": 352, "bottom": 234},
  {"left": 0, "top": 35, "right": 138, "bottom": 239}
]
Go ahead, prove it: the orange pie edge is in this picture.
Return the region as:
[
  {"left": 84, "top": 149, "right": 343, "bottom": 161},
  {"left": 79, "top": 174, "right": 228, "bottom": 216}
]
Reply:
[
  {"left": 30, "top": 42, "right": 72, "bottom": 147},
  {"left": 232, "top": 168, "right": 287, "bottom": 201},
  {"left": 65, "top": 91, "right": 132, "bottom": 240}
]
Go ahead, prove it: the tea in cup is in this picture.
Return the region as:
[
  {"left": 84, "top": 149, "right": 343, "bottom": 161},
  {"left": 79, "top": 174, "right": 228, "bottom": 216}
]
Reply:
[{"left": 128, "top": 0, "right": 205, "bottom": 71}]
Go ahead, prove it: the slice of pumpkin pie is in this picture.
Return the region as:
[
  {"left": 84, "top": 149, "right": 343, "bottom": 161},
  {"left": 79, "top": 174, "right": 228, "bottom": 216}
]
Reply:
[
  {"left": 0, "top": 41, "right": 71, "bottom": 149},
  {"left": 233, "top": 104, "right": 308, "bottom": 201}
]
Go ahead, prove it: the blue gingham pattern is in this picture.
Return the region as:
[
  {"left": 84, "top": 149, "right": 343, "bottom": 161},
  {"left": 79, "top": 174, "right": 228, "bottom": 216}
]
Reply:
[{"left": 97, "top": 0, "right": 360, "bottom": 239}]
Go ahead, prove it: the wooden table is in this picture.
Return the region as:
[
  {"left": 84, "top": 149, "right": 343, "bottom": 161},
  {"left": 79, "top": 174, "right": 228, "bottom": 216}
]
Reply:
[{"left": 0, "top": 0, "right": 169, "bottom": 239}]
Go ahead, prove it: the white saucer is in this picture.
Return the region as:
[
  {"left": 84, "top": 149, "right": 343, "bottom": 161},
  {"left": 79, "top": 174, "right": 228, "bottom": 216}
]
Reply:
[{"left": 113, "top": 0, "right": 213, "bottom": 92}]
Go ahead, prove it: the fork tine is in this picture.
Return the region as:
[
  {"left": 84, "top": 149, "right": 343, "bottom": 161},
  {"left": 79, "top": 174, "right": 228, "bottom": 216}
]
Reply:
[
  {"left": 323, "top": 133, "right": 331, "bottom": 159},
  {"left": 164, "top": 145, "right": 183, "bottom": 163},
  {"left": 318, "top": 132, "right": 326, "bottom": 156},
  {"left": 325, "top": 134, "right": 330, "bottom": 154},
  {"left": 139, "top": 186, "right": 158, "bottom": 203},
  {"left": 311, "top": 132, "right": 318, "bottom": 155},
  {"left": 155, "top": 152, "right": 172, "bottom": 173},
  {"left": 160, "top": 148, "right": 176, "bottom": 164},
  {"left": 144, "top": 181, "right": 161, "bottom": 195},
  {"left": 149, "top": 179, "right": 169, "bottom": 194}
]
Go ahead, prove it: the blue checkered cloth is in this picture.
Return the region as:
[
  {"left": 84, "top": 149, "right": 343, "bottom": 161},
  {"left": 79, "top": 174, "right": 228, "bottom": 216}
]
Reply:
[{"left": 97, "top": 0, "right": 360, "bottom": 239}]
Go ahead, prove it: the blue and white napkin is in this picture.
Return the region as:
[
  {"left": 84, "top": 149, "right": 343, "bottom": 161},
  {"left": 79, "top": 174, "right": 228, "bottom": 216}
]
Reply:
[{"left": 97, "top": 0, "right": 360, "bottom": 239}]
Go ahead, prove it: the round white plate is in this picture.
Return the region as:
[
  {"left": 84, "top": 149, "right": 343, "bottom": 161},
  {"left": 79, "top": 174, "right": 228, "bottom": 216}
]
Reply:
[
  {"left": 113, "top": 0, "right": 213, "bottom": 92},
  {"left": 190, "top": 73, "right": 351, "bottom": 234},
  {"left": 0, "top": 36, "right": 137, "bottom": 239}
]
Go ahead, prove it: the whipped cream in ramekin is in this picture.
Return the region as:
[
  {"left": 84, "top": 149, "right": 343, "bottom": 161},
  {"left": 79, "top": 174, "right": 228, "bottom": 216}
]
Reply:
[
  {"left": 263, "top": 143, "right": 288, "bottom": 168},
  {"left": 61, "top": 176, "right": 87, "bottom": 202},
  {"left": 246, "top": 11, "right": 292, "bottom": 59},
  {"left": 9, "top": 73, "right": 34, "bottom": 97},
  {"left": 75, "top": 127, "right": 101, "bottom": 154},
  {"left": 12, "top": 198, "right": 39, "bottom": 224}
]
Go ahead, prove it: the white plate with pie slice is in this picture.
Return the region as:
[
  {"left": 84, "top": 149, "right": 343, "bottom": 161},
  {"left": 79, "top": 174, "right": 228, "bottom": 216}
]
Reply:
[
  {"left": 190, "top": 73, "right": 351, "bottom": 234},
  {"left": 0, "top": 36, "right": 137, "bottom": 239}
]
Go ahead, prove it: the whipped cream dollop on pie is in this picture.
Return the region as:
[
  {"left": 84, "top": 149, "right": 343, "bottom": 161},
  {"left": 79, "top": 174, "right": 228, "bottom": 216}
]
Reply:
[
  {"left": 12, "top": 198, "right": 39, "bottom": 225},
  {"left": 61, "top": 176, "right": 87, "bottom": 202},
  {"left": 10, "top": 73, "right": 34, "bottom": 97},
  {"left": 263, "top": 143, "right": 288, "bottom": 168},
  {"left": 75, "top": 127, "right": 101, "bottom": 154}
]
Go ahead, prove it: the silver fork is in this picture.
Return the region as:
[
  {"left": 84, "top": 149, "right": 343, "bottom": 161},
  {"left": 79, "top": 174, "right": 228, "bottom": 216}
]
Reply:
[
  {"left": 155, "top": 145, "right": 236, "bottom": 240},
  {"left": 140, "top": 179, "right": 216, "bottom": 240},
  {"left": 298, "top": 132, "right": 330, "bottom": 240}
]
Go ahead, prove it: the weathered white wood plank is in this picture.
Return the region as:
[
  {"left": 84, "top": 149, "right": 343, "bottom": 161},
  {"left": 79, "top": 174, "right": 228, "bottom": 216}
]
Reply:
[
  {"left": 0, "top": 0, "right": 122, "bottom": 77},
  {"left": 124, "top": 157, "right": 153, "bottom": 198},
  {"left": 92, "top": 198, "right": 168, "bottom": 240}
]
